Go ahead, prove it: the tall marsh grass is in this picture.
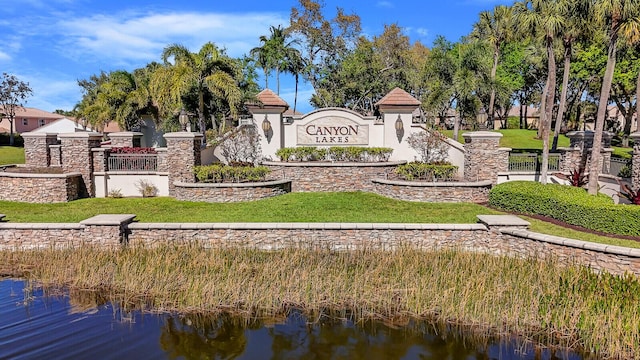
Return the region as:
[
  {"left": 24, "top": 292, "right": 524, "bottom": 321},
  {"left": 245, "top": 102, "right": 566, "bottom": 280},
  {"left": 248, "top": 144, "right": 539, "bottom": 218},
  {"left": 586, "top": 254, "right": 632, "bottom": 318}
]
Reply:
[{"left": 2, "top": 244, "right": 639, "bottom": 359}]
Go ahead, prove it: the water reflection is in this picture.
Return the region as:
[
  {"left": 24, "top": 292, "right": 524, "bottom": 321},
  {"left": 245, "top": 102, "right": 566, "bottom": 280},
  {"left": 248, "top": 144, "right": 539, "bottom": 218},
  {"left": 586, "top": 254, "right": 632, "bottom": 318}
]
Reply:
[{"left": 0, "top": 279, "right": 587, "bottom": 360}]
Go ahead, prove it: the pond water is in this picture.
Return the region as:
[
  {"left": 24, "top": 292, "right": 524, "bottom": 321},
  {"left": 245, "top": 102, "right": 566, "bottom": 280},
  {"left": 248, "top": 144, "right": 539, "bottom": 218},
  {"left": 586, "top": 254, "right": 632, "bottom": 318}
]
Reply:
[{"left": 0, "top": 279, "right": 586, "bottom": 360}]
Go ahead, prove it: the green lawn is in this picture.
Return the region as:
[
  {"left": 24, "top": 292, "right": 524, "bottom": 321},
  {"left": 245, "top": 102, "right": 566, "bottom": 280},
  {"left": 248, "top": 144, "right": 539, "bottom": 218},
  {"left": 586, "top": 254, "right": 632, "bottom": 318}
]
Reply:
[
  {"left": 0, "top": 192, "right": 502, "bottom": 223},
  {"left": 1, "top": 192, "right": 638, "bottom": 248},
  {"left": 0, "top": 146, "right": 25, "bottom": 165},
  {"left": 442, "top": 129, "right": 571, "bottom": 150}
]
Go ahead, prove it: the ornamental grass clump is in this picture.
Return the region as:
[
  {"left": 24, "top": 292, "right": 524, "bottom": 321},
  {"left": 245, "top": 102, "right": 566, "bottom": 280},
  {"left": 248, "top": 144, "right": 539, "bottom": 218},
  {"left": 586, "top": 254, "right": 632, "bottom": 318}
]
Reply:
[
  {"left": 194, "top": 164, "right": 270, "bottom": 183},
  {"left": 2, "top": 244, "right": 640, "bottom": 359}
]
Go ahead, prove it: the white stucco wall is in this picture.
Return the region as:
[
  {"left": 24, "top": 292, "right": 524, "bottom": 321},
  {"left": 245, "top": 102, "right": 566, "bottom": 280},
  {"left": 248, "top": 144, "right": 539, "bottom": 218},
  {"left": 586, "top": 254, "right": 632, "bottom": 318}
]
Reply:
[{"left": 94, "top": 173, "right": 169, "bottom": 198}]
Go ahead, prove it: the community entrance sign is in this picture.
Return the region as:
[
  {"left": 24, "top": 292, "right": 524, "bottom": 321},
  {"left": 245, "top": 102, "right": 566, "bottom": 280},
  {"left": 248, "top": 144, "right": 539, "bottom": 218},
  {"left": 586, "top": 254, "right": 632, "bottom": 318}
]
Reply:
[{"left": 297, "top": 116, "right": 369, "bottom": 145}]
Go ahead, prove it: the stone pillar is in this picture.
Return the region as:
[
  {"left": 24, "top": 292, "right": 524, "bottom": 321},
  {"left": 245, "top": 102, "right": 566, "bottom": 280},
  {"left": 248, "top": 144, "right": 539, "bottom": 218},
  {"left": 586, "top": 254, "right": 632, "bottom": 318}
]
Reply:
[
  {"left": 164, "top": 132, "right": 203, "bottom": 196},
  {"left": 560, "top": 131, "right": 614, "bottom": 174},
  {"left": 109, "top": 131, "right": 143, "bottom": 148},
  {"left": 631, "top": 132, "right": 640, "bottom": 190},
  {"left": 49, "top": 145, "right": 62, "bottom": 167},
  {"left": 22, "top": 132, "right": 58, "bottom": 167},
  {"left": 91, "top": 148, "right": 110, "bottom": 173},
  {"left": 59, "top": 132, "right": 103, "bottom": 198},
  {"left": 463, "top": 131, "right": 509, "bottom": 184}
]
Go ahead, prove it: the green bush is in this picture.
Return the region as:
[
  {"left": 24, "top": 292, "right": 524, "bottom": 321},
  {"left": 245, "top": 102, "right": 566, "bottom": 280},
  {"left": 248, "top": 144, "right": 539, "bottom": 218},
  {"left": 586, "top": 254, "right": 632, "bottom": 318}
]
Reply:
[
  {"left": 395, "top": 162, "right": 458, "bottom": 181},
  {"left": 194, "top": 164, "right": 271, "bottom": 183},
  {"left": 0, "top": 133, "right": 24, "bottom": 146},
  {"left": 275, "top": 147, "right": 393, "bottom": 162},
  {"left": 489, "top": 181, "right": 640, "bottom": 236}
]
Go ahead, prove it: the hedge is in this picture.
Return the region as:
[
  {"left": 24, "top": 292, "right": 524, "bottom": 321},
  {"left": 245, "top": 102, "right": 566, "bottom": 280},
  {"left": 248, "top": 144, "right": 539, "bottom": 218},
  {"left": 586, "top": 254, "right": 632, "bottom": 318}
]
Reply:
[
  {"left": 194, "top": 164, "right": 271, "bottom": 183},
  {"left": 395, "top": 162, "right": 458, "bottom": 181},
  {"left": 489, "top": 181, "right": 640, "bottom": 236},
  {"left": 275, "top": 147, "right": 393, "bottom": 162}
]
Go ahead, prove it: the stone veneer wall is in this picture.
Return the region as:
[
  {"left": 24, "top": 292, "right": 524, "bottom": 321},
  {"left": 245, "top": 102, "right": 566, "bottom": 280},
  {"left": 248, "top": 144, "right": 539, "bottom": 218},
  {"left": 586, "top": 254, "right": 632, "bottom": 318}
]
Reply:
[
  {"left": 164, "top": 132, "right": 202, "bottom": 196},
  {"left": 49, "top": 145, "right": 62, "bottom": 167},
  {"left": 463, "top": 132, "right": 509, "bottom": 184},
  {"left": 0, "top": 172, "right": 82, "bottom": 203},
  {"left": 0, "top": 215, "right": 135, "bottom": 248},
  {"left": 263, "top": 161, "right": 405, "bottom": 192},
  {"left": 174, "top": 180, "right": 292, "bottom": 202},
  {"left": 109, "top": 132, "right": 143, "bottom": 148},
  {"left": 2, "top": 218, "right": 639, "bottom": 276},
  {"left": 631, "top": 132, "right": 640, "bottom": 190},
  {"left": 60, "top": 133, "right": 103, "bottom": 197},
  {"left": 372, "top": 179, "right": 492, "bottom": 203},
  {"left": 22, "top": 133, "right": 58, "bottom": 167}
]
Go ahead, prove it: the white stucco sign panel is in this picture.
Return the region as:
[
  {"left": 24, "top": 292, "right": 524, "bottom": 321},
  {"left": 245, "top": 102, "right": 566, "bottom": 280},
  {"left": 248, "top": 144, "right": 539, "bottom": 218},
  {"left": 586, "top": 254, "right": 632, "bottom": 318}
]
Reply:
[{"left": 297, "top": 117, "right": 369, "bottom": 145}]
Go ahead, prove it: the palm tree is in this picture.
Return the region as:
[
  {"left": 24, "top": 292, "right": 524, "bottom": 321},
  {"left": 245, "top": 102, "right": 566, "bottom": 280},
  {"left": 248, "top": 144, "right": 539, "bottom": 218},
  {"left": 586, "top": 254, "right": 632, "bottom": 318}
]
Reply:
[
  {"left": 473, "top": 5, "right": 514, "bottom": 129},
  {"left": 552, "top": 0, "right": 593, "bottom": 151},
  {"left": 162, "top": 42, "right": 242, "bottom": 138},
  {"left": 283, "top": 48, "right": 305, "bottom": 113},
  {"left": 588, "top": 0, "right": 640, "bottom": 195},
  {"left": 250, "top": 34, "right": 273, "bottom": 89},
  {"left": 516, "top": 0, "right": 567, "bottom": 185}
]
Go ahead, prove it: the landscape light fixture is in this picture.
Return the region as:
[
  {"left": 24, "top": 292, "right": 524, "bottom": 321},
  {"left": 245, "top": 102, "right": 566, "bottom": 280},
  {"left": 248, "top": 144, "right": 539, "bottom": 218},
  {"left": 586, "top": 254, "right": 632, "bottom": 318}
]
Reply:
[
  {"left": 178, "top": 108, "right": 189, "bottom": 131},
  {"left": 262, "top": 115, "right": 272, "bottom": 134},
  {"left": 395, "top": 115, "right": 403, "bottom": 132}
]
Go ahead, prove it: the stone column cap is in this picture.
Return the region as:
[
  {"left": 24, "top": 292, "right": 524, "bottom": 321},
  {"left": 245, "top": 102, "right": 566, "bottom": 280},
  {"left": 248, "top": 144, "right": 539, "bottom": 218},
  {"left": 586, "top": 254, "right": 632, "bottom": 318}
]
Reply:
[
  {"left": 108, "top": 131, "right": 143, "bottom": 138},
  {"left": 462, "top": 131, "right": 503, "bottom": 140},
  {"left": 477, "top": 215, "right": 530, "bottom": 228},
  {"left": 21, "top": 132, "right": 58, "bottom": 138},
  {"left": 630, "top": 132, "right": 640, "bottom": 140},
  {"left": 163, "top": 132, "right": 204, "bottom": 139},
  {"left": 80, "top": 214, "right": 136, "bottom": 226},
  {"left": 58, "top": 132, "right": 103, "bottom": 139}
]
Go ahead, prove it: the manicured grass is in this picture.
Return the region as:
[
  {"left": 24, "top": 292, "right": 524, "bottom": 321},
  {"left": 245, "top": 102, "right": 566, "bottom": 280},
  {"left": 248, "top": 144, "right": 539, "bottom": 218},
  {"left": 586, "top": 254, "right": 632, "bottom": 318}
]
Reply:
[
  {"left": 0, "top": 192, "right": 502, "bottom": 223},
  {"left": 612, "top": 146, "right": 633, "bottom": 159},
  {"left": 525, "top": 217, "right": 640, "bottom": 249},
  {"left": 443, "top": 129, "right": 570, "bottom": 150},
  {"left": 0, "top": 146, "right": 25, "bottom": 165},
  {"left": 2, "top": 192, "right": 638, "bottom": 248},
  {"left": 4, "top": 245, "right": 640, "bottom": 359}
]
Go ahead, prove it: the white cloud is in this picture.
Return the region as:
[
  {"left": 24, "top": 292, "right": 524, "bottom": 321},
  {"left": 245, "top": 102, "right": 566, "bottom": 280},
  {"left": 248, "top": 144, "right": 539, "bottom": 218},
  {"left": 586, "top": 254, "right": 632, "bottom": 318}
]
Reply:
[
  {"left": 376, "top": 1, "right": 394, "bottom": 8},
  {"left": 18, "top": 72, "right": 80, "bottom": 112},
  {"left": 55, "top": 11, "right": 289, "bottom": 66},
  {"left": 0, "top": 51, "right": 10, "bottom": 61},
  {"left": 416, "top": 28, "right": 429, "bottom": 38}
]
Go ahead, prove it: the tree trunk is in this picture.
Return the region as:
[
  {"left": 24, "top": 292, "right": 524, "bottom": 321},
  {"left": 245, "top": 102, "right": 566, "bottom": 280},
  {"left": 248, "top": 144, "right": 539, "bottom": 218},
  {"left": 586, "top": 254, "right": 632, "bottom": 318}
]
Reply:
[
  {"left": 588, "top": 34, "right": 618, "bottom": 195},
  {"left": 552, "top": 44, "right": 572, "bottom": 151},
  {"left": 540, "top": 38, "right": 557, "bottom": 185},
  {"left": 524, "top": 105, "right": 529, "bottom": 129},
  {"left": 9, "top": 117, "right": 14, "bottom": 146},
  {"left": 537, "top": 74, "right": 551, "bottom": 139},
  {"left": 636, "top": 67, "right": 640, "bottom": 132},
  {"left": 198, "top": 90, "right": 206, "bottom": 145},
  {"left": 276, "top": 68, "right": 280, "bottom": 95},
  {"left": 294, "top": 74, "right": 299, "bottom": 113},
  {"left": 453, "top": 115, "right": 460, "bottom": 142},
  {"left": 487, "top": 48, "right": 499, "bottom": 130}
]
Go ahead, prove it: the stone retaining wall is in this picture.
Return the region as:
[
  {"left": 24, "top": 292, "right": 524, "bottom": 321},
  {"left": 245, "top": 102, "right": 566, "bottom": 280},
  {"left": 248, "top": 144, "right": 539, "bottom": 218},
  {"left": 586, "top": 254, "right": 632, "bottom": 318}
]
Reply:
[
  {"left": 174, "top": 180, "right": 292, "bottom": 202},
  {"left": 372, "top": 179, "right": 492, "bottom": 203},
  {"left": 263, "top": 161, "right": 405, "bottom": 192},
  {"left": 0, "top": 172, "right": 83, "bottom": 203},
  {"left": 1, "top": 215, "right": 640, "bottom": 276}
]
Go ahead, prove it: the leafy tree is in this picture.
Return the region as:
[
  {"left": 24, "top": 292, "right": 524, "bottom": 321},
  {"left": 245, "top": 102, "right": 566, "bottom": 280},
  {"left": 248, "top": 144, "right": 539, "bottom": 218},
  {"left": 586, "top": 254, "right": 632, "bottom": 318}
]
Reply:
[
  {"left": 0, "top": 73, "right": 33, "bottom": 146},
  {"left": 473, "top": 5, "right": 515, "bottom": 129},
  {"left": 516, "top": 0, "right": 567, "bottom": 184},
  {"left": 588, "top": 0, "right": 640, "bottom": 195},
  {"left": 289, "top": 0, "right": 361, "bottom": 108}
]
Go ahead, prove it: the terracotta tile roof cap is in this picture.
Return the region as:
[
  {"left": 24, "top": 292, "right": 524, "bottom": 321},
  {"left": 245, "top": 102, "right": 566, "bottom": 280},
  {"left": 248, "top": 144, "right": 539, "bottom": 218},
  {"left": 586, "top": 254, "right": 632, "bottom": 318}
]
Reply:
[
  {"left": 256, "top": 89, "right": 289, "bottom": 107},
  {"left": 376, "top": 87, "right": 421, "bottom": 107}
]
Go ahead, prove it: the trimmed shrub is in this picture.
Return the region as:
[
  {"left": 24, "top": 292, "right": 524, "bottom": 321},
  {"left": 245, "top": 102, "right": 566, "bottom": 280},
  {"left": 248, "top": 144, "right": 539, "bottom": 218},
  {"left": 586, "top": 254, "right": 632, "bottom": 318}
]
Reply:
[
  {"left": 395, "top": 162, "right": 458, "bottom": 181},
  {"left": 194, "top": 164, "right": 271, "bottom": 183},
  {"left": 275, "top": 147, "right": 393, "bottom": 162},
  {"left": 489, "top": 181, "right": 640, "bottom": 236}
]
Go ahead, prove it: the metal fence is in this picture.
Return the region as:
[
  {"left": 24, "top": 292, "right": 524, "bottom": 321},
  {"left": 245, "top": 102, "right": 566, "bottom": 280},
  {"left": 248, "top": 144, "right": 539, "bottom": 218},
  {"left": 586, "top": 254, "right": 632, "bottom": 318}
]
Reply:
[
  {"left": 508, "top": 153, "right": 561, "bottom": 172},
  {"left": 609, "top": 157, "right": 630, "bottom": 177},
  {"left": 107, "top": 154, "right": 158, "bottom": 172}
]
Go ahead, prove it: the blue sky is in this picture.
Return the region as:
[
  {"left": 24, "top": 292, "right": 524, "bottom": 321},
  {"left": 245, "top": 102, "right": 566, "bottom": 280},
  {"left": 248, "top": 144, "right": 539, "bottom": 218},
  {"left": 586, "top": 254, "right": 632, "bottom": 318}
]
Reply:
[{"left": 0, "top": 0, "right": 511, "bottom": 114}]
